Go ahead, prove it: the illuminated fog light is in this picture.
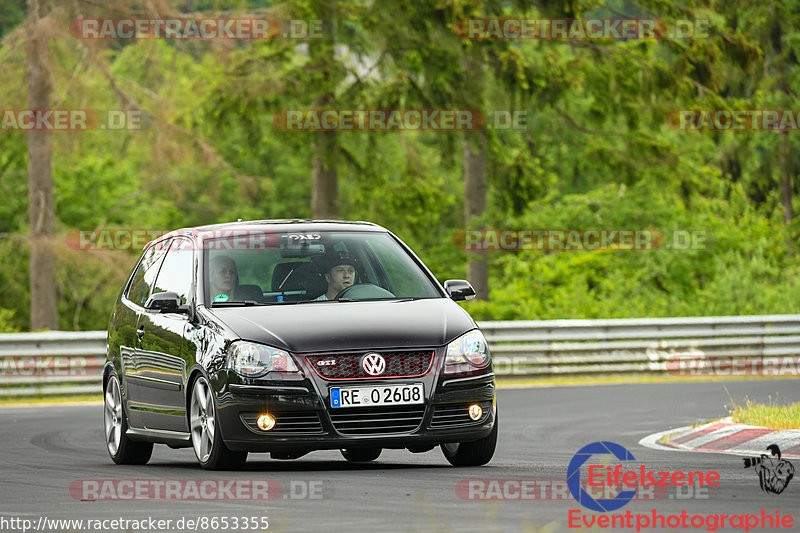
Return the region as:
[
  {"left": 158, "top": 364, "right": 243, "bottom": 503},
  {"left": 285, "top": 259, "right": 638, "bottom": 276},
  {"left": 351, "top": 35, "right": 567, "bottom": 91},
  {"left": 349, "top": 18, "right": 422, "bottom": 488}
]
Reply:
[
  {"left": 256, "top": 413, "right": 276, "bottom": 431},
  {"left": 468, "top": 404, "right": 483, "bottom": 420}
]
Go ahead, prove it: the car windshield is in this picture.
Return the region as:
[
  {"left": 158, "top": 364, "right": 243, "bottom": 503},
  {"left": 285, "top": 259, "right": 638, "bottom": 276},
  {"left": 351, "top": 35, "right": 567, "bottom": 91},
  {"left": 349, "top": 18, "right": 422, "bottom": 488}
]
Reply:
[{"left": 202, "top": 230, "right": 441, "bottom": 306}]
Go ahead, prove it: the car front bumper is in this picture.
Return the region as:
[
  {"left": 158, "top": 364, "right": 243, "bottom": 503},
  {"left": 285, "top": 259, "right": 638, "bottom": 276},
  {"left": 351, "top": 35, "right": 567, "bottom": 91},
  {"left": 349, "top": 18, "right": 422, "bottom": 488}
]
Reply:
[{"left": 213, "top": 369, "right": 496, "bottom": 453}]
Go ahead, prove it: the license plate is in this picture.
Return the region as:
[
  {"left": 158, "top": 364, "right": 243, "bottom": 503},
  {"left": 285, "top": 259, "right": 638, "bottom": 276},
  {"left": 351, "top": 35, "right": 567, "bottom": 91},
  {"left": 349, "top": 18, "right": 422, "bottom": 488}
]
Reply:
[{"left": 330, "top": 383, "right": 424, "bottom": 408}]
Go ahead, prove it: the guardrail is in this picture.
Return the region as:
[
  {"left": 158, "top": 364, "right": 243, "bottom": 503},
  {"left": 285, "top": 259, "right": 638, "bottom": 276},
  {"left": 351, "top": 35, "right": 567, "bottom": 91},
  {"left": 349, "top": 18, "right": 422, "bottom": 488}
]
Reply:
[
  {"left": 1, "top": 314, "right": 799, "bottom": 398},
  {"left": 0, "top": 331, "right": 106, "bottom": 398},
  {"left": 481, "top": 315, "right": 800, "bottom": 377}
]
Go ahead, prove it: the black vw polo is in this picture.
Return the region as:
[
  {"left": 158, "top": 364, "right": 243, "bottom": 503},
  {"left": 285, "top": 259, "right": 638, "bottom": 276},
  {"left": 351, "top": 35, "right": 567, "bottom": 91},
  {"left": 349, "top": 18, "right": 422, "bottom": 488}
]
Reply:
[{"left": 104, "top": 220, "right": 497, "bottom": 469}]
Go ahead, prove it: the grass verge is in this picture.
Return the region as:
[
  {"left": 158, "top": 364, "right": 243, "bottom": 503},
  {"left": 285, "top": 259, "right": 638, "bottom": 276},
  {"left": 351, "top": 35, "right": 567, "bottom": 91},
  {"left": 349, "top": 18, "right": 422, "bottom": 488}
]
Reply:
[
  {"left": 0, "top": 394, "right": 102, "bottom": 406},
  {"left": 729, "top": 398, "right": 800, "bottom": 430},
  {"left": 495, "top": 373, "right": 800, "bottom": 388}
]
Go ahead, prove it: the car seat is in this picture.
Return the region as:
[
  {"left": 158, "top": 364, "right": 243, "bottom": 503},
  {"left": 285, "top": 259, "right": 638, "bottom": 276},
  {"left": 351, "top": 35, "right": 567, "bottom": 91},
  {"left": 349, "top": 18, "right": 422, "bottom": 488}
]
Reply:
[{"left": 271, "top": 261, "right": 327, "bottom": 302}]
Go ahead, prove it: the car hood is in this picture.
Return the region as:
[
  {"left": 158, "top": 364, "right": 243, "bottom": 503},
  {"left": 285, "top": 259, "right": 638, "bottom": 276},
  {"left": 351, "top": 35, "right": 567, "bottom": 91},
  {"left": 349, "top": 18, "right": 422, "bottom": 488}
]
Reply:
[{"left": 209, "top": 298, "right": 476, "bottom": 353}]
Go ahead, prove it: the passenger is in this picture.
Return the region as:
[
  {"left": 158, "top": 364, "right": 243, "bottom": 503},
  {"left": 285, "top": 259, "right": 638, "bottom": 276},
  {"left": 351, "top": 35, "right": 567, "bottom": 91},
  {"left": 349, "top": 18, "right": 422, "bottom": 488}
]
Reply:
[
  {"left": 209, "top": 255, "right": 239, "bottom": 301},
  {"left": 314, "top": 258, "right": 357, "bottom": 300}
]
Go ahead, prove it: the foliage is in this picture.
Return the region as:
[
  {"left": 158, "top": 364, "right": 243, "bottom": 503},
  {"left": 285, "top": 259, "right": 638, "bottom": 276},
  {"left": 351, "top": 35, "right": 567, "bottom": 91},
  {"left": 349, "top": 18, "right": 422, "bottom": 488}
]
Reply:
[{"left": 0, "top": 0, "right": 799, "bottom": 330}]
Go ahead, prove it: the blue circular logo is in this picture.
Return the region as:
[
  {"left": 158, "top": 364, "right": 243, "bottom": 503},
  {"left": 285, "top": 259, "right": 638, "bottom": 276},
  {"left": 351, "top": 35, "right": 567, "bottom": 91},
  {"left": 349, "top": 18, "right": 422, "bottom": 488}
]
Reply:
[{"left": 567, "top": 441, "right": 637, "bottom": 512}]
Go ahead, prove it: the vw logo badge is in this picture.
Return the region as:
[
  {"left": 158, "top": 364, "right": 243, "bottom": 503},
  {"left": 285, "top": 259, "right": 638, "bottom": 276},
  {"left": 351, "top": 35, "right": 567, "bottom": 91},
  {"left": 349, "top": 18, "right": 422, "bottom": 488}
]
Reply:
[{"left": 362, "top": 353, "right": 386, "bottom": 376}]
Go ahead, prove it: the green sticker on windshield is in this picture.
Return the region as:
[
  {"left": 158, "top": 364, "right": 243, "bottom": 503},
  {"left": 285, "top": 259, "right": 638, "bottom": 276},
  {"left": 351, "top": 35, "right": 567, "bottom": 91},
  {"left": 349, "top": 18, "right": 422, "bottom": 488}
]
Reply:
[{"left": 214, "top": 294, "right": 229, "bottom": 302}]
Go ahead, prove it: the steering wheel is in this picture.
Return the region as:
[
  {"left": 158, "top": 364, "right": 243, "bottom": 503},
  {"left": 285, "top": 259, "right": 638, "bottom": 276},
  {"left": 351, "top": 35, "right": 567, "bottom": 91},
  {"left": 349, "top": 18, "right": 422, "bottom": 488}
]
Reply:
[{"left": 335, "top": 283, "right": 396, "bottom": 300}]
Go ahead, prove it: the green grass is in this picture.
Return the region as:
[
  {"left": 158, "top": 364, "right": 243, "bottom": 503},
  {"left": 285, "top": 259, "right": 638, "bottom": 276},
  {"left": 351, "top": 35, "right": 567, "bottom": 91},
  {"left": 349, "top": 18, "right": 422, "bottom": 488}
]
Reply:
[
  {"left": 0, "top": 394, "right": 102, "bottom": 406},
  {"left": 729, "top": 398, "right": 800, "bottom": 430},
  {"left": 495, "top": 373, "right": 800, "bottom": 388}
]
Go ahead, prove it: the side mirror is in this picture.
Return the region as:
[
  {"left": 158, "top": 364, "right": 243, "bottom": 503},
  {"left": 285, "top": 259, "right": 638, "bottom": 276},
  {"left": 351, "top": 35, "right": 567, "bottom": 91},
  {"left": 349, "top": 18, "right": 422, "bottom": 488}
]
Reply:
[
  {"left": 145, "top": 291, "right": 186, "bottom": 313},
  {"left": 444, "top": 279, "right": 476, "bottom": 301}
]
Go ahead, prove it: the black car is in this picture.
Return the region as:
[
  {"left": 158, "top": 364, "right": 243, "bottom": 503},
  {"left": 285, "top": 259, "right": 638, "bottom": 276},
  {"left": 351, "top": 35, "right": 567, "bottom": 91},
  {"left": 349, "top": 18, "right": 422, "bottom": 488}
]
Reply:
[{"left": 104, "top": 220, "right": 497, "bottom": 469}]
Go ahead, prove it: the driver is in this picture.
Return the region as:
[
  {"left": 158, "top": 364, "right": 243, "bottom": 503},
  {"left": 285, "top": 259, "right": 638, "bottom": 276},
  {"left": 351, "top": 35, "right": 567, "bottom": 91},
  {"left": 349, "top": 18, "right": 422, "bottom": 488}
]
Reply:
[{"left": 314, "top": 258, "right": 357, "bottom": 301}]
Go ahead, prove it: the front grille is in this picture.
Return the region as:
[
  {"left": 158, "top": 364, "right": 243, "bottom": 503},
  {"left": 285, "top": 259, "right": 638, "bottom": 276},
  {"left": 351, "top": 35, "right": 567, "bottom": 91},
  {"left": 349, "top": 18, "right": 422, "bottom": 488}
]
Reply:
[
  {"left": 429, "top": 401, "right": 492, "bottom": 429},
  {"left": 240, "top": 411, "right": 324, "bottom": 435},
  {"left": 306, "top": 351, "right": 434, "bottom": 380},
  {"left": 329, "top": 405, "right": 426, "bottom": 435}
]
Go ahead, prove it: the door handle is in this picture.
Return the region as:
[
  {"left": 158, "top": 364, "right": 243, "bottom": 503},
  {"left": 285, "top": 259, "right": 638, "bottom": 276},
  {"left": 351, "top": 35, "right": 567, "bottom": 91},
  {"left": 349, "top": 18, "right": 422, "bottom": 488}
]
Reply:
[{"left": 136, "top": 327, "right": 145, "bottom": 341}]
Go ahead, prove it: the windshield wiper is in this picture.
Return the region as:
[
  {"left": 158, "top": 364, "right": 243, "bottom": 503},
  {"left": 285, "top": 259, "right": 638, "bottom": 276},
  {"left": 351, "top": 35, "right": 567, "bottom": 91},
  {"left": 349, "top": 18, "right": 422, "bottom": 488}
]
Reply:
[
  {"left": 211, "top": 297, "right": 423, "bottom": 307},
  {"left": 336, "top": 297, "right": 417, "bottom": 303},
  {"left": 211, "top": 300, "right": 266, "bottom": 307}
]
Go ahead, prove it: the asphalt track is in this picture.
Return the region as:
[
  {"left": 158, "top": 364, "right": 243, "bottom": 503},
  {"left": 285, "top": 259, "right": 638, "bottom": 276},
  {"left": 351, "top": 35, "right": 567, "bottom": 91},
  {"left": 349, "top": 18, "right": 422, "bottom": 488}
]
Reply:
[{"left": 1, "top": 379, "right": 799, "bottom": 533}]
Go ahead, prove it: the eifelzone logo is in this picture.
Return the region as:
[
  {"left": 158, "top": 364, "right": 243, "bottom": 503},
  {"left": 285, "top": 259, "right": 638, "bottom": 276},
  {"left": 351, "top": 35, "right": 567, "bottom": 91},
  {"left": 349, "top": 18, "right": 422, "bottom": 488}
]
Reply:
[
  {"left": 567, "top": 441, "right": 637, "bottom": 512},
  {"left": 743, "top": 444, "right": 795, "bottom": 495},
  {"left": 567, "top": 441, "right": 721, "bottom": 513}
]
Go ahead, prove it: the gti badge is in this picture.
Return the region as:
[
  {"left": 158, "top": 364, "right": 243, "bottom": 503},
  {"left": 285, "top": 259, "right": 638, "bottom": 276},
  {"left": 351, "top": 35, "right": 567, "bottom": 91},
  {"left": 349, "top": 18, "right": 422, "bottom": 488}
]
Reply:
[
  {"left": 317, "top": 359, "right": 337, "bottom": 366},
  {"left": 362, "top": 353, "right": 386, "bottom": 376}
]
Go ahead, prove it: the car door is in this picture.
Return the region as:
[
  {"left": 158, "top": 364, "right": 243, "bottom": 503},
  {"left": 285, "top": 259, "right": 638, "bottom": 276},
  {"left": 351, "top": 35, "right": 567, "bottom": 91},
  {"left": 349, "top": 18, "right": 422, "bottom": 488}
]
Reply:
[
  {"left": 135, "top": 237, "right": 194, "bottom": 432},
  {"left": 119, "top": 243, "right": 168, "bottom": 428}
]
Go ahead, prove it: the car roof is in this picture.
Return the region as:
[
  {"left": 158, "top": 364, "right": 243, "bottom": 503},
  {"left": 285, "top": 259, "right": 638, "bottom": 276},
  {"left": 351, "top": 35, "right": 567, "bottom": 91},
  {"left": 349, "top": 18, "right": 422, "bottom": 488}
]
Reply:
[
  {"left": 193, "top": 219, "right": 383, "bottom": 232},
  {"left": 153, "top": 219, "right": 388, "bottom": 246}
]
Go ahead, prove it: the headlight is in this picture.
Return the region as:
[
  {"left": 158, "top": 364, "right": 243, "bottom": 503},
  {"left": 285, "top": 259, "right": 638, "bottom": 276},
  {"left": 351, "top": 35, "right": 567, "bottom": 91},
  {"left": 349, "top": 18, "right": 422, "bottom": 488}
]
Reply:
[
  {"left": 444, "top": 330, "right": 490, "bottom": 369},
  {"left": 228, "top": 341, "right": 299, "bottom": 377}
]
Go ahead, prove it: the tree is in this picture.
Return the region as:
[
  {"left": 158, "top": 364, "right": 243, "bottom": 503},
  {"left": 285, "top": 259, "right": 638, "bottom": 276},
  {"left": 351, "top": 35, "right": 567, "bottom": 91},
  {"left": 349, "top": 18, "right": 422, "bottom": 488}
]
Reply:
[
  {"left": 462, "top": 46, "right": 489, "bottom": 300},
  {"left": 26, "top": 0, "right": 57, "bottom": 329},
  {"left": 310, "top": 0, "right": 339, "bottom": 218}
]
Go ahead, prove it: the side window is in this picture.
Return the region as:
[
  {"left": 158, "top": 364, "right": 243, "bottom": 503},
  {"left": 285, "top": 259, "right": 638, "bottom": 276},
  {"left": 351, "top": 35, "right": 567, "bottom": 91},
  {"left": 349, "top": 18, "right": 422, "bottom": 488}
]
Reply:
[
  {"left": 126, "top": 243, "right": 168, "bottom": 307},
  {"left": 152, "top": 238, "right": 193, "bottom": 305}
]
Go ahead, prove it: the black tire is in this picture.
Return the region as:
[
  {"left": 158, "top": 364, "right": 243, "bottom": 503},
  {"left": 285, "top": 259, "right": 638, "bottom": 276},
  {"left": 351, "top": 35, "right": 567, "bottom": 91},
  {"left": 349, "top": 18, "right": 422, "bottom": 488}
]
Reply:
[
  {"left": 441, "top": 411, "right": 498, "bottom": 467},
  {"left": 189, "top": 376, "right": 248, "bottom": 470},
  {"left": 104, "top": 372, "right": 153, "bottom": 465},
  {"left": 341, "top": 448, "right": 382, "bottom": 462}
]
